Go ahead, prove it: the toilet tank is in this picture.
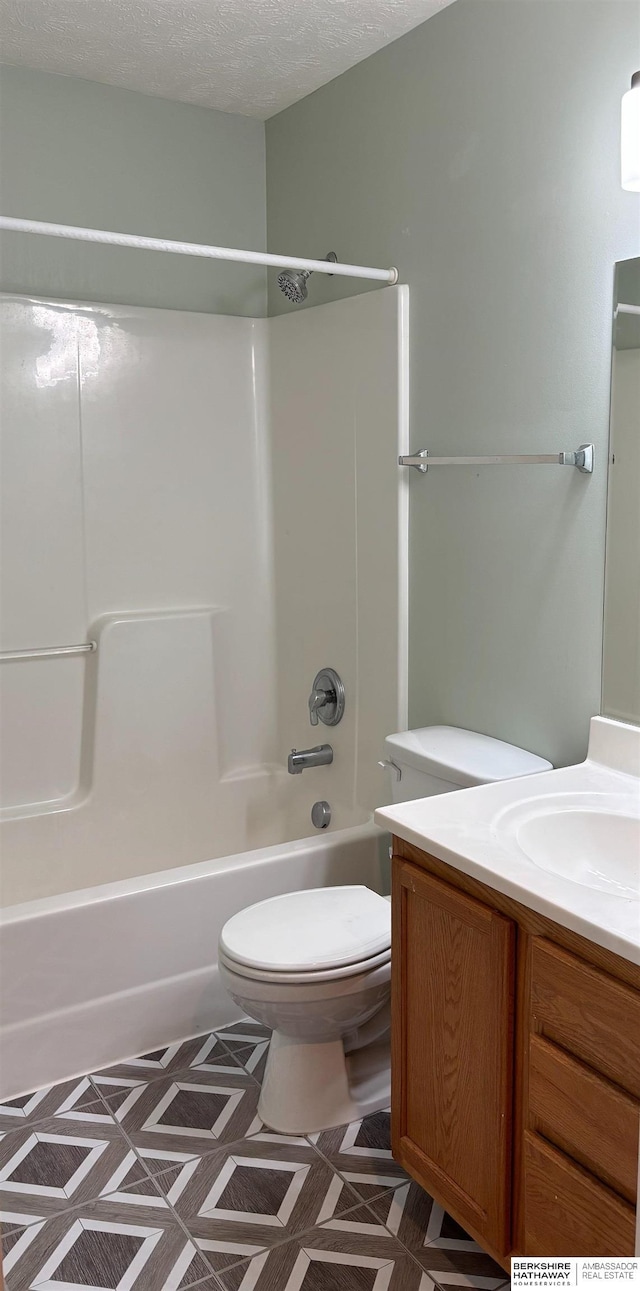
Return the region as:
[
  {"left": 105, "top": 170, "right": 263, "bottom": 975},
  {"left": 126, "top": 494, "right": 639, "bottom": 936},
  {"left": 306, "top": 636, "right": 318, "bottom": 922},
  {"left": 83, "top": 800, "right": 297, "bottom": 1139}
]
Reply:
[{"left": 383, "top": 726, "right": 552, "bottom": 804}]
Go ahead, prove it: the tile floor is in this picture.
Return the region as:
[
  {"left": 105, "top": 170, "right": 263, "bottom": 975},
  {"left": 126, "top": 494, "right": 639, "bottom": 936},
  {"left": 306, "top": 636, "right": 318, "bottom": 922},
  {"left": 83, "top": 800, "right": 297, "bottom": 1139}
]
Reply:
[{"left": 0, "top": 1020, "right": 512, "bottom": 1290}]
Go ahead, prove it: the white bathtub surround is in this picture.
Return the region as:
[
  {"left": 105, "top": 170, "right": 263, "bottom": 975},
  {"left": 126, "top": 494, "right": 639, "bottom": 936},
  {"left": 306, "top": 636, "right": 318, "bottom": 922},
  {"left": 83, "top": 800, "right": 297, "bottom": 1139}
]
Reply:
[
  {"left": 375, "top": 716, "right": 640, "bottom": 965},
  {"left": 0, "top": 286, "right": 408, "bottom": 906},
  {"left": 269, "top": 288, "right": 409, "bottom": 818},
  {"left": 0, "top": 824, "right": 383, "bottom": 1100},
  {"left": 0, "top": 300, "right": 277, "bottom": 902},
  {"left": 0, "top": 285, "right": 407, "bottom": 1097}
]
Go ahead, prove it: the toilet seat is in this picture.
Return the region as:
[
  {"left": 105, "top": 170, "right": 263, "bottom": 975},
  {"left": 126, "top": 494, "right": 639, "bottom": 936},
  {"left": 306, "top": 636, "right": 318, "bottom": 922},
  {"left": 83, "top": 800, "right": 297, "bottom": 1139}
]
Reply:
[
  {"left": 219, "top": 885, "right": 391, "bottom": 975},
  {"left": 219, "top": 943, "right": 391, "bottom": 986}
]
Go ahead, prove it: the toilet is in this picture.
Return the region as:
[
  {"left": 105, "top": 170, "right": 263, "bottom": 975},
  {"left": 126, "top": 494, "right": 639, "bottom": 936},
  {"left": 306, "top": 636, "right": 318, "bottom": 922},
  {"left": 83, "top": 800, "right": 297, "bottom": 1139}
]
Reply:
[{"left": 218, "top": 726, "right": 552, "bottom": 1134}]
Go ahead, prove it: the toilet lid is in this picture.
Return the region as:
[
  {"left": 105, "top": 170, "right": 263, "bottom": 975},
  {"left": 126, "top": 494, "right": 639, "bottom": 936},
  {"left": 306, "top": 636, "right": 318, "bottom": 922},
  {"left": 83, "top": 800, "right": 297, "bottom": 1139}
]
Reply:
[{"left": 219, "top": 886, "right": 391, "bottom": 973}]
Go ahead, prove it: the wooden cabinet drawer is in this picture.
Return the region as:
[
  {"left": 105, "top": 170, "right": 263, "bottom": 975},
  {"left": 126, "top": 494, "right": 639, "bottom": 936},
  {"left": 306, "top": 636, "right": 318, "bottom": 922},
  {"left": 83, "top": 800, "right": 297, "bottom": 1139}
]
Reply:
[
  {"left": 529, "top": 1034, "right": 639, "bottom": 1203},
  {"left": 523, "top": 1132, "right": 636, "bottom": 1256},
  {"left": 530, "top": 938, "right": 640, "bottom": 1097}
]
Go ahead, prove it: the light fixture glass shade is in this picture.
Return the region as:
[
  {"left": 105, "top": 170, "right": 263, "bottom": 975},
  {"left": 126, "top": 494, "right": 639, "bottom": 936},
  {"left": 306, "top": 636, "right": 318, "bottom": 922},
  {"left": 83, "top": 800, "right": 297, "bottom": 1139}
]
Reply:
[{"left": 621, "top": 73, "right": 640, "bottom": 191}]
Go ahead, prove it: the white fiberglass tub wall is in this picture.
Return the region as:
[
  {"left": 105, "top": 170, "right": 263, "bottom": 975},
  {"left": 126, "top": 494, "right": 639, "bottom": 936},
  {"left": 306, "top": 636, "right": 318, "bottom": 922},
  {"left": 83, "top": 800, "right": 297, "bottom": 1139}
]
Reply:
[
  {"left": 0, "top": 296, "right": 278, "bottom": 903},
  {"left": 0, "top": 287, "right": 407, "bottom": 1093},
  {"left": 269, "top": 288, "right": 409, "bottom": 822},
  {"left": 0, "top": 288, "right": 407, "bottom": 903}
]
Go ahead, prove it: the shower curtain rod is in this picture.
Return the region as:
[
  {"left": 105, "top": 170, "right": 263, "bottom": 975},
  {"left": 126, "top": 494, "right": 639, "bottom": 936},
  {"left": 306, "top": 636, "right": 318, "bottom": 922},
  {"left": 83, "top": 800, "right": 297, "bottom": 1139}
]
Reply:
[{"left": 0, "top": 216, "right": 398, "bottom": 285}]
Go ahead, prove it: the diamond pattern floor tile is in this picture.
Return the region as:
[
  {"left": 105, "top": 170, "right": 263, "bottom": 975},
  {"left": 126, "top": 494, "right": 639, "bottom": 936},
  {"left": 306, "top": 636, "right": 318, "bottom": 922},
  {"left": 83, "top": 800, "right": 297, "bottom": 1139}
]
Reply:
[
  {"left": 2, "top": 1021, "right": 512, "bottom": 1291},
  {"left": 210, "top": 1023, "right": 272, "bottom": 1083},
  {"left": 151, "top": 1133, "right": 367, "bottom": 1262},
  {"left": 0, "top": 1110, "right": 141, "bottom": 1229},
  {"left": 221, "top": 1039, "right": 270, "bottom": 1082},
  {"left": 366, "top": 1185, "right": 507, "bottom": 1286},
  {"left": 0, "top": 1075, "right": 112, "bottom": 1135},
  {"left": 243, "top": 1113, "right": 311, "bottom": 1147},
  {"left": 214, "top": 1022, "right": 271, "bottom": 1046},
  {"left": 411, "top": 1246, "right": 508, "bottom": 1291},
  {"left": 1, "top": 1171, "right": 221, "bottom": 1290},
  {"left": 212, "top": 1200, "right": 430, "bottom": 1290},
  {"left": 93, "top": 1032, "right": 250, "bottom": 1085},
  {"left": 190, "top": 1034, "right": 263, "bottom": 1079},
  {"left": 92, "top": 1067, "right": 261, "bottom": 1157},
  {"left": 310, "top": 1110, "right": 409, "bottom": 1200}
]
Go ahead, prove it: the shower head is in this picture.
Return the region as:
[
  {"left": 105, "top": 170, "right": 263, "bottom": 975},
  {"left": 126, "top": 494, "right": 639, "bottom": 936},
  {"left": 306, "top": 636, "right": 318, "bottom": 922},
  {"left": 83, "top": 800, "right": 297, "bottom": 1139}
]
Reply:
[
  {"left": 277, "top": 252, "right": 338, "bottom": 304},
  {"left": 277, "top": 268, "right": 310, "bottom": 303}
]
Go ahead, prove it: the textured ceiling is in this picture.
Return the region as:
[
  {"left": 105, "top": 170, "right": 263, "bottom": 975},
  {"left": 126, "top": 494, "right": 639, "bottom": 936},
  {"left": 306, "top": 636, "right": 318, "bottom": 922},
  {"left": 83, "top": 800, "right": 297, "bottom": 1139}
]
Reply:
[{"left": 0, "top": 0, "right": 456, "bottom": 119}]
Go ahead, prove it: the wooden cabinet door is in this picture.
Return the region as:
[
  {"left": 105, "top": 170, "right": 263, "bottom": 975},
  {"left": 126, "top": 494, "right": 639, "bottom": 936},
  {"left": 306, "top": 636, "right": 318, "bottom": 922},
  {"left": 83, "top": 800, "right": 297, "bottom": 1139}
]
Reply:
[{"left": 392, "top": 858, "right": 516, "bottom": 1256}]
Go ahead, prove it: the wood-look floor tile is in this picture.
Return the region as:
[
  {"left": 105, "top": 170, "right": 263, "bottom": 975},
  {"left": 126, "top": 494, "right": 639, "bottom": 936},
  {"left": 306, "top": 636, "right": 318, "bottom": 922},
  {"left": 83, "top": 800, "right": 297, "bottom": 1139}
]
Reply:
[
  {"left": 2, "top": 1175, "right": 218, "bottom": 1289},
  {"left": 0, "top": 1112, "right": 137, "bottom": 1227},
  {"left": 214, "top": 1022, "right": 271, "bottom": 1047},
  {"left": 377, "top": 1186, "right": 507, "bottom": 1287},
  {"left": 215, "top": 1034, "right": 270, "bottom": 1082},
  {"left": 310, "top": 1110, "right": 408, "bottom": 1199},
  {"left": 93, "top": 1033, "right": 249, "bottom": 1085},
  {"left": 92, "top": 1066, "right": 261, "bottom": 1159},
  {"left": 213, "top": 1201, "right": 430, "bottom": 1290},
  {"left": 154, "top": 1133, "right": 364, "bottom": 1260},
  {"left": 1, "top": 1022, "right": 512, "bottom": 1290},
  {"left": 0, "top": 1075, "right": 109, "bottom": 1135}
]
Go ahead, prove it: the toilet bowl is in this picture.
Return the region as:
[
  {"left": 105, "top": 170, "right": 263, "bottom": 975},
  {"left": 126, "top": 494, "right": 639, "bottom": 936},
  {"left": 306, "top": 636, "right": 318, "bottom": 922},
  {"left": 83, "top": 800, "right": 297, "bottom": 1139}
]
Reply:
[
  {"left": 218, "top": 885, "right": 392, "bottom": 1134},
  {"left": 219, "top": 727, "right": 552, "bottom": 1134}
]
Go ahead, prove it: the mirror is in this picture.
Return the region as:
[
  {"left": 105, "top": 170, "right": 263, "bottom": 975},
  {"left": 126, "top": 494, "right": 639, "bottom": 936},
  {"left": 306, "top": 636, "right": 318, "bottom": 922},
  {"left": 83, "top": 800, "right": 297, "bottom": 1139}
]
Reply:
[{"left": 602, "top": 257, "right": 640, "bottom": 726}]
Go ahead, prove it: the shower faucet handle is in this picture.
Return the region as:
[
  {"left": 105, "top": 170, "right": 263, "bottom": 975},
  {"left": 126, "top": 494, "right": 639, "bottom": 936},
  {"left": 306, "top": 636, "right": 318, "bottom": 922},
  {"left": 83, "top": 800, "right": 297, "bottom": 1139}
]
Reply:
[
  {"left": 308, "top": 687, "right": 333, "bottom": 726},
  {"left": 308, "top": 669, "right": 345, "bottom": 727}
]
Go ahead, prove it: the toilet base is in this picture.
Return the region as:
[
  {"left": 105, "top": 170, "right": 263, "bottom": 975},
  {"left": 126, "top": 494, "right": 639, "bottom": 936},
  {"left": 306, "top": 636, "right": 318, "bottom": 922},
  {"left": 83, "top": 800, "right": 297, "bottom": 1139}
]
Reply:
[{"left": 257, "top": 1029, "right": 390, "bottom": 1135}]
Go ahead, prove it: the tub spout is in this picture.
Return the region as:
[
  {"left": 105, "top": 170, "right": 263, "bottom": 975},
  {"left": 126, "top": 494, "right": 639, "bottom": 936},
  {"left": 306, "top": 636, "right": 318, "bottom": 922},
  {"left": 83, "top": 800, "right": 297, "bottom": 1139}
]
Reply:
[{"left": 288, "top": 744, "right": 333, "bottom": 775}]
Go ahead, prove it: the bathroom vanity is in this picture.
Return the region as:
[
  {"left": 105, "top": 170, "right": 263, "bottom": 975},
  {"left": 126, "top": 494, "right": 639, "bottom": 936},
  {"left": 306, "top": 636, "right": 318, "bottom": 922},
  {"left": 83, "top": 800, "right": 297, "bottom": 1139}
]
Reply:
[
  {"left": 391, "top": 837, "right": 638, "bottom": 1265},
  {"left": 375, "top": 717, "right": 640, "bottom": 1268}
]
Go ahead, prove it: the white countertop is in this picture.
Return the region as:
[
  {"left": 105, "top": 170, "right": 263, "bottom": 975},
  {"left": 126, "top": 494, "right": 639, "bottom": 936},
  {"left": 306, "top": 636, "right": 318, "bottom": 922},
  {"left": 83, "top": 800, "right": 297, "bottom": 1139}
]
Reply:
[{"left": 375, "top": 717, "right": 640, "bottom": 965}]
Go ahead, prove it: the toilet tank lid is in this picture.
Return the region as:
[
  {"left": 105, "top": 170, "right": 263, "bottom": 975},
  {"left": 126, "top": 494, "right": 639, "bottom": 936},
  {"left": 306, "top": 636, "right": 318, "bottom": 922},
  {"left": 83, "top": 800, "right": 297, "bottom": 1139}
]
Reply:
[
  {"left": 384, "top": 726, "right": 552, "bottom": 788},
  {"left": 219, "top": 885, "right": 391, "bottom": 972}
]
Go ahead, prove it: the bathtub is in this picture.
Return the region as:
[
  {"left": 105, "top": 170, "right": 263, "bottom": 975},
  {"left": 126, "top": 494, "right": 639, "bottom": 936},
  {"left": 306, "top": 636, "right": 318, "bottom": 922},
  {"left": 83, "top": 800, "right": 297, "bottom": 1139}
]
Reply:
[{"left": 0, "top": 820, "right": 387, "bottom": 1099}]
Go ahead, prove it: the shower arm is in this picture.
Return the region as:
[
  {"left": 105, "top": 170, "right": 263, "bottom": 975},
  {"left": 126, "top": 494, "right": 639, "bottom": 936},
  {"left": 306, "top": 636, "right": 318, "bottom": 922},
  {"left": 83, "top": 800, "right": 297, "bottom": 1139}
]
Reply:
[{"left": 0, "top": 216, "right": 398, "bottom": 285}]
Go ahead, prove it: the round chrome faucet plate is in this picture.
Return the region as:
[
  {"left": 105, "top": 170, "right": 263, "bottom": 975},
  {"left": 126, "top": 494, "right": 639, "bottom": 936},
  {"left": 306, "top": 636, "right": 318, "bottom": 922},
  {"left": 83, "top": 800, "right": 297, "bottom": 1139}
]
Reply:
[{"left": 311, "top": 668, "right": 345, "bottom": 726}]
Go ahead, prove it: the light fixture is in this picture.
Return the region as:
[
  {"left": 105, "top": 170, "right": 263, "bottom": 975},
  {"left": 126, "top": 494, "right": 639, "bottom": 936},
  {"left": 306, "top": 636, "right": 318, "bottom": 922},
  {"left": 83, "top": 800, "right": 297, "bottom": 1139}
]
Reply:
[{"left": 621, "top": 71, "right": 640, "bottom": 191}]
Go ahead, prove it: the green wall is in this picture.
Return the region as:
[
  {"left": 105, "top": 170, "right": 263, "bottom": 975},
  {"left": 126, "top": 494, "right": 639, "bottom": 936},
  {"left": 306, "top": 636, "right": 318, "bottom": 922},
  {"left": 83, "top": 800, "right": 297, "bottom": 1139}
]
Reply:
[
  {"left": 1, "top": 7, "right": 639, "bottom": 765},
  {"left": 266, "top": 0, "right": 640, "bottom": 766},
  {"left": 0, "top": 65, "right": 267, "bottom": 315}
]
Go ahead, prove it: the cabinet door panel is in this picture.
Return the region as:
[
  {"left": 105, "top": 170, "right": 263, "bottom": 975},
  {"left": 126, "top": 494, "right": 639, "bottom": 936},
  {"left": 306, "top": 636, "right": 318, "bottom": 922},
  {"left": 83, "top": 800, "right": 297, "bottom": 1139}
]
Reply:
[{"left": 392, "top": 859, "right": 515, "bottom": 1255}]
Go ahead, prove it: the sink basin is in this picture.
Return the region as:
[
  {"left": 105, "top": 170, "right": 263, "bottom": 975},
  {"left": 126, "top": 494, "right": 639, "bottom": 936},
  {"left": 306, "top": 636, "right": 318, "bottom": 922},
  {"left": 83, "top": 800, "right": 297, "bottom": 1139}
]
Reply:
[{"left": 495, "top": 793, "right": 640, "bottom": 899}]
